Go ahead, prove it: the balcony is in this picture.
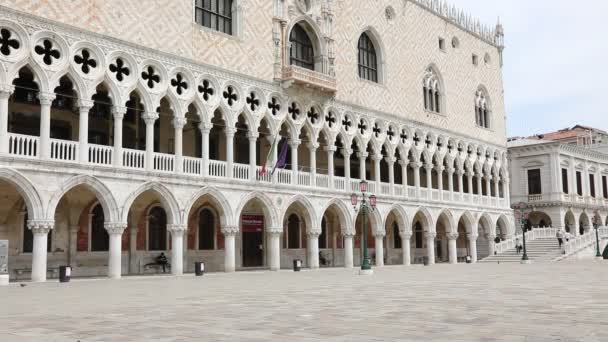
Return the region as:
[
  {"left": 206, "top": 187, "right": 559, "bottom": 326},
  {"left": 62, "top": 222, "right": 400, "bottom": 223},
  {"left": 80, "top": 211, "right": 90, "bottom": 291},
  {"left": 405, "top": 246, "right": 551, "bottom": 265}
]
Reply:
[
  {"left": 281, "top": 66, "right": 337, "bottom": 94},
  {"left": 528, "top": 194, "right": 543, "bottom": 202}
]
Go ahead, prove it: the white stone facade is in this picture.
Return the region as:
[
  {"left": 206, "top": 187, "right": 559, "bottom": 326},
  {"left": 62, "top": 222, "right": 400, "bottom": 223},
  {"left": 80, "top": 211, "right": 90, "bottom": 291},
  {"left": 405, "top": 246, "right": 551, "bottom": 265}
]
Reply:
[
  {"left": 509, "top": 140, "right": 608, "bottom": 234},
  {"left": 0, "top": 1, "right": 513, "bottom": 282}
]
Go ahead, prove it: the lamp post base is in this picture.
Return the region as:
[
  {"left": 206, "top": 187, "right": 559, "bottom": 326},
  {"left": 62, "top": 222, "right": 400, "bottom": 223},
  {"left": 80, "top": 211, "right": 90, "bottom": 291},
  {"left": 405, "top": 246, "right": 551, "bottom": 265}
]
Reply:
[
  {"left": 521, "top": 259, "right": 532, "bottom": 264},
  {"left": 359, "top": 269, "right": 374, "bottom": 276}
]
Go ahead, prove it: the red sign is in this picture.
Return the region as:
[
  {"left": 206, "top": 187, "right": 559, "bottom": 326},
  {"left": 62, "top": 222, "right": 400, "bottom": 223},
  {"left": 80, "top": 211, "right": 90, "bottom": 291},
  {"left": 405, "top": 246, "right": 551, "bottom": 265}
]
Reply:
[{"left": 242, "top": 215, "right": 264, "bottom": 233}]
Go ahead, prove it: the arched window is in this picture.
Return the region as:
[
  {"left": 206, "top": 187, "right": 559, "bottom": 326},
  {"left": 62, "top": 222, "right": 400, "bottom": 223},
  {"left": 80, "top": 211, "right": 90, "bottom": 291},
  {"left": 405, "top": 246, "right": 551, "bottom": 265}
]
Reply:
[
  {"left": 287, "top": 214, "right": 301, "bottom": 249},
  {"left": 194, "top": 0, "right": 233, "bottom": 35},
  {"left": 91, "top": 204, "right": 109, "bottom": 251},
  {"left": 22, "top": 212, "right": 51, "bottom": 253},
  {"left": 198, "top": 208, "right": 215, "bottom": 250},
  {"left": 358, "top": 33, "right": 378, "bottom": 82},
  {"left": 289, "top": 24, "right": 315, "bottom": 70},
  {"left": 393, "top": 222, "right": 402, "bottom": 249},
  {"left": 414, "top": 222, "right": 423, "bottom": 248},
  {"left": 148, "top": 207, "right": 167, "bottom": 251},
  {"left": 423, "top": 67, "right": 442, "bottom": 113},
  {"left": 475, "top": 89, "right": 490, "bottom": 128}
]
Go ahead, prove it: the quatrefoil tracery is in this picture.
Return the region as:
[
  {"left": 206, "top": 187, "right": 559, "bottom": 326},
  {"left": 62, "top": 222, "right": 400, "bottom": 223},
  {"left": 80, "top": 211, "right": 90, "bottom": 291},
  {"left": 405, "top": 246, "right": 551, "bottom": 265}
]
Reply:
[
  {"left": 400, "top": 130, "right": 408, "bottom": 144},
  {"left": 387, "top": 126, "right": 395, "bottom": 141},
  {"left": 325, "top": 111, "right": 336, "bottom": 128},
  {"left": 288, "top": 102, "right": 300, "bottom": 120},
  {"left": 0, "top": 28, "right": 20, "bottom": 56},
  {"left": 171, "top": 73, "right": 188, "bottom": 95},
  {"left": 246, "top": 92, "right": 260, "bottom": 111},
  {"left": 141, "top": 66, "right": 160, "bottom": 89},
  {"left": 223, "top": 86, "right": 238, "bottom": 106},
  {"left": 74, "top": 49, "right": 97, "bottom": 74},
  {"left": 109, "top": 58, "right": 130, "bottom": 82},
  {"left": 358, "top": 119, "right": 367, "bottom": 135},
  {"left": 34, "top": 39, "right": 60, "bottom": 65},
  {"left": 342, "top": 116, "right": 352, "bottom": 131},
  {"left": 268, "top": 97, "right": 281, "bottom": 115},
  {"left": 373, "top": 122, "right": 382, "bottom": 138},
  {"left": 307, "top": 107, "right": 319, "bottom": 124},
  {"left": 198, "top": 80, "right": 214, "bottom": 101}
]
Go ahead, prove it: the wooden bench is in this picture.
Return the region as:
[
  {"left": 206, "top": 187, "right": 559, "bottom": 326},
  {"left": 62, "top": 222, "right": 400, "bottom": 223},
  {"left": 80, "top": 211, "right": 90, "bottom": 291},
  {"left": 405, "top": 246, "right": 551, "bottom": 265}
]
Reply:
[{"left": 143, "top": 263, "right": 171, "bottom": 274}]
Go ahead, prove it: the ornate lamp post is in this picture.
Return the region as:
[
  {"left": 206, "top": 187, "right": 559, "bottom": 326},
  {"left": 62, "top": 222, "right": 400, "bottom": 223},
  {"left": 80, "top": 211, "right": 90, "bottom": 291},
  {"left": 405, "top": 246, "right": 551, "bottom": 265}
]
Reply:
[
  {"left": 593, "top": 212, "right": 601, "bottom": 258},
  {"left": 513, "top": 202, "right": 530, "bottom": 264},
  {"left": 351, "top": 180, "right": 377, "bottom": 275}
]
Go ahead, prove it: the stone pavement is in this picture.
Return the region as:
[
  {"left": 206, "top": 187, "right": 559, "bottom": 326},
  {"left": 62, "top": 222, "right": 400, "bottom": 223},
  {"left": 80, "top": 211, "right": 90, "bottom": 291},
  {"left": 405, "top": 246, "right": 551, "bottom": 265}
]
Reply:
[{"left": 1, "top": 262, "right": 607, "bottom": 342}]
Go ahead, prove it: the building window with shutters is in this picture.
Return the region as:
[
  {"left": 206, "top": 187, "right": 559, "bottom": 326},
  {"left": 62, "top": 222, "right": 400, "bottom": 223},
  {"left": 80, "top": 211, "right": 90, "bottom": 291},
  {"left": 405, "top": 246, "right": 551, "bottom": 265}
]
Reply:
[
  {"left": 527, "top": 169, "right": 542, "bottom": 195},
  {"left": 194, "top": 0, "right": 234, "bottom": 35},
  {"left": 576, "top": 171, "right": 583, "bottom": 196},
  {"left": 562, "top": 168, "right": 569, "bottom": 194}
]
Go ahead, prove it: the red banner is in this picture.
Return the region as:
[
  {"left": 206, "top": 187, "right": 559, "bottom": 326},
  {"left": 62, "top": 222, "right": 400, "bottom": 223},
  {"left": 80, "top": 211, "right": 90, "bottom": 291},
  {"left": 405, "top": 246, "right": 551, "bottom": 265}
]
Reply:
[{"left": 242, "top": 215, "right": 264, "bottom": 233}]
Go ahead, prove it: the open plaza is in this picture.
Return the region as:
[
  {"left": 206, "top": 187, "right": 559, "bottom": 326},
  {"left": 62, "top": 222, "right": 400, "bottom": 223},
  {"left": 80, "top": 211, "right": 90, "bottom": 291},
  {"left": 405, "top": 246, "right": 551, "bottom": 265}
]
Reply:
[{"left": 1, "top": 262, "right": 607, "bottom": 342}]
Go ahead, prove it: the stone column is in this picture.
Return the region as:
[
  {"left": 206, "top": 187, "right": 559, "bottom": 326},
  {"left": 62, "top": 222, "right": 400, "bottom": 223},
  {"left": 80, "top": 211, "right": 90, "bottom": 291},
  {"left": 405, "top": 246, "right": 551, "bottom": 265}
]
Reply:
[
  {"left": 425, "top": 231, "right": 436, "bottom": 265},
  {"left": 77, "top": 100, "right": 93, "bottom": 163},
  {"left": 221, "top": 226, "right": 237, "bottom": 272},
  {"left": 359, "top": 152, "right": 368, "bottom": 180},
  {"left": 248, "top": 133, "right": 258, "bottom": 181},
  {"left": 425, "top": 164, "right": 433, "bottom": 192},
  {"left": 0, "top": 87, "right": 13, "bottom": 154},
  {"left": 400, "top": 231, "right": 412, "bottom": 265},
  {"left": 142, "top": 112, "right": 159, "bottom": 171},
  {"left": 467, "top": 171, "right": 474, "bottom": 196},
  {"left": 400, "top": 160, "right": 408, "bottom": 195},
  {"left": 200, "top": 125, "right": 211, "bottom": 176},
  {"left": 447, "top": 232, "right": 458, "bottom": 264},
  {"left": 374, "top": 233, "right": 385, "bottom": 266},
  {"left": 129, "top": 226, "right": 138, "bottom": 274},
  {"left": 468, "top": 233, "right": 478, "bottom": 263},
  {"left": 307, "top": 231, "right": 320, "bottom": 269},
  {"left": 267, "top": 227, "right": 282, "bottom": 271},
  {"left": 343, "top": 148, "right": 352, "bottom": 183},
  {"left": 487, "top": 233, "right": 497, "bottom": 256},
  {"left": 168, "top": 224, "right": 186, "bottom": 275},
  {"left": 173, "top": 116, "right": 186, "bottom": 173},
  {"left": 413, "top": 161, "right": 421, "bottom": 191},
  {"left": 494, "top": 176, "right": 500, "bottom": 198},
  {"left": 373, "top": 153, "right": 382, "bottom": 189},
  {"left": 457, "top": 170, "right": 464, "bottom": 194},
  {"left": 437, "top": 166, "right": 445, "bottom": 194},
  {"left": 326, "top": 146, "right": 335, "bottom": 189},
  {"left": 28, "top": 220, "right": 53, "bottom": 282},
  {"left": 343, "top": 232, "right": 354, "bottom": 268},
  {"left": 477, "top": 172, "right": 483, "bottom": 198},
  {"left": 112, "top": 106, "right": 126, "bottom": 167},
  {"left": 486, "top": 175, "right": 492, "bottom": 198},
  {"left": 67, "top": 225, "right": 78, "bottom": 266},
  {"left": 387, "top": 157, "right": 396, "bottom": 195},
  {"left": 447, "top": 167, "right": 455, "bottom": 199},
  {"left": 290, "top": 139, "right": 300, "bottom": 185},
  {"left": 38, "top": 92, "right": 56, "bottom": 159},
  {"left": 105, "top": 223, "right": 127, "bottom": 279},
  {"left": 225, "top": 127, "right": 235, "bottom": 178},
  {"left": 309, "top": 143, "right": 318, "bottom": 186}
]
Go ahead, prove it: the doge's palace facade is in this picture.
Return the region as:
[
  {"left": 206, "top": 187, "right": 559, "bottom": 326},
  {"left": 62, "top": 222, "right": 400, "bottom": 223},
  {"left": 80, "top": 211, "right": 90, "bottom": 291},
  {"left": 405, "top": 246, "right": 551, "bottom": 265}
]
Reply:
[{"left": 0, "top": 0, "right": 513, "bottom": 282}]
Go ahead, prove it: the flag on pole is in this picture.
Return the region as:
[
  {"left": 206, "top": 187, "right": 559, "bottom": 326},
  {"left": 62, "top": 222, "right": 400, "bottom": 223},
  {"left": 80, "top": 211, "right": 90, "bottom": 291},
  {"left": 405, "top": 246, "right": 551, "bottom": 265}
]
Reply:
[
  {"left": 259, "top": 135, "right": 278, "bottom": 177},
  {"left": 272, "top": 137, "right": 289, "bottom": 175}
]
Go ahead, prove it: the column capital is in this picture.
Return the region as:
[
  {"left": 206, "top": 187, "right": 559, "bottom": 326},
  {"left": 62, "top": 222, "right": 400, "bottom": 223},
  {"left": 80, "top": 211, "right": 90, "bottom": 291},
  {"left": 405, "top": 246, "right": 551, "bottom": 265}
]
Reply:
[
  {"left": 112, "top": 106, "right": 127, "bottom": 120},
  {"left": 0, "top": 84, "right": 14, "bottom": 97},
  {"left": 289, "top": 139, "right": 302, "bottom": 148},
  {"left": 425, "top": 231, "right": 437, "bottom": 240},
  {"left": 307, "top": 142, "right": 320, "bottom": 150},
  {"left": 371, "top": 153, "right": 383, "bottom": 162},
  {"left": 77, "top": 99, "right": 94, "bottom": 111},
  {"left": 385, "top": 156, "right": 397, "bottom": 165},
  {"left": 266, "top": 226, "right": 283, "bottom": 236},
  {"left": 447, "top": 232, "right": 459, "bottom": 240},
  {"left": 172, "top": 116, "right": 188, "bottom": 129},
  {"left": 399, "top": 230, "right": 412, "bottom": 239},
  {"left": 27, "top": 220, "right": 54, "bottom": 234},
  {"left": 467, "top": 233, "right": 479, "bottom": 241},
  {"left": 485, "top": 232, "right": 497, "bottom": 240},
  {"left": 357, "top": 152, "right": 369, "bottom": 160},
  {"left": 224, "top": 127, "right": 237, "bottom": 137},
  {"left": 324, "top": 145, "right": 337, "bottom": 153},
  {"left": 221, "top": 226, "right": 239, "bottom": 236},
  {"left": 436, "top": 165, "right": 445, "bottom": 172},
  {"left": 424, "top": 163, "right": 434, "bottom": 171},
  {"left": 142, "top": 111, "right": 159, "bottom": 125},
  {"left": 104, "top": 222, "right": 127, "bottom": 235},
  {"left": 247, "top": 132, "right": 259, "bottom": 141},
  {"left": 199, "top": 122, "right": 212, "bottom": 133},
  {"left": 374, "top": 231, "right": 386, "bottom": 238},
  {"left": 306, "top": 230, "right": 321, "bottom": 238},
  {"left": 167, "top": 224, "right": 187, "bottom": 235},
  {"left": 37, "top": 92, "right": 56, "bottom": 105},
  {"left": 342, "top": 147, "right": 353, "bottom": 157},
  {"left": 342, "top": 230, "right": 356, "bottom": 238},
  {"left": 411, "top": 161, "right": 423, "bottom": 168}
]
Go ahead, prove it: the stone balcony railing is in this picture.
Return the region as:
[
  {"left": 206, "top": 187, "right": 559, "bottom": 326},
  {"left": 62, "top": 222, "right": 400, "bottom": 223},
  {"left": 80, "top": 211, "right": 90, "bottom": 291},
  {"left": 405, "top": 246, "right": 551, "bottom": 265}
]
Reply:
[
  {"left": 281, "top": 66, "right": 337, "bottom": 93},
  {"left": 3, "top": 133, "right": 510, "bottom": 209},
  {"left": 513, "top": 192, "right": 608, "bottom": 209}
]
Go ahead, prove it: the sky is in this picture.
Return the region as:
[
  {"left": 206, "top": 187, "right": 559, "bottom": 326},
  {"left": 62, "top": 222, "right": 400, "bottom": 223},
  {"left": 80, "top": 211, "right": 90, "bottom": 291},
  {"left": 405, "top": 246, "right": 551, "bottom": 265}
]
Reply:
[{"left": 447, "top": 0, "right": 607, "bottom": 137}]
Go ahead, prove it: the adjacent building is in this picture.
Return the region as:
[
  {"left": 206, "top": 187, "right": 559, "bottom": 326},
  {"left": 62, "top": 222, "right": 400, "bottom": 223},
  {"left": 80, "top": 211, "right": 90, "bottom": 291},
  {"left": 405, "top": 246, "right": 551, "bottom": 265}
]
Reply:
[{"left": 0, "top": 0, "right": 514, "bottom": 282}]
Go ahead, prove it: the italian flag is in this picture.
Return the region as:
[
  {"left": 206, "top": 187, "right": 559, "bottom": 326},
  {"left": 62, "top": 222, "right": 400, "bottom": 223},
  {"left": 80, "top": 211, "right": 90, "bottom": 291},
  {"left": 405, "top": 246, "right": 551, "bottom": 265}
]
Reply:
[{"left": 260, "top": 136, "right": 278, "bottom": 177}]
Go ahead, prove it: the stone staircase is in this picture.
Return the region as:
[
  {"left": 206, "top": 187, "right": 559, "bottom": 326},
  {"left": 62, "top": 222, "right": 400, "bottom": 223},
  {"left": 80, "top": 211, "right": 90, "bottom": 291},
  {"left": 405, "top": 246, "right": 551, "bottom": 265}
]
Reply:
[{"left": 480, "top": 238, "right": 563, "bottom": 263}]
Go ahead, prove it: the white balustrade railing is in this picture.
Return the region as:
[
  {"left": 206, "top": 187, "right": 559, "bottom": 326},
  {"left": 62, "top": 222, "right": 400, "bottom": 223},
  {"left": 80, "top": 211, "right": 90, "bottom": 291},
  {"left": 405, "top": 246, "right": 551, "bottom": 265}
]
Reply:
[
  {"left": 350, "top": 179, "right": 360, "bottom": 192},
  {"left": 183, "top": 156, "right": 202, "bottom": 175},
  {"left": 50, "top": 139, "right": 78, "bottom": 162},
  {"left": 431, "top": 189, "right": 439, "bottom": 201},
  {"left": 408, "top": 187, "right": 416, "bottom": 197},
  {"left": 494, "top": 228, "right": 559, "bottom": 255},
  {"left": 8, "top": 133, "right": 38, "bottom": 158},
  {"left": 419, "top": 188, "right": 428, "bottom": 199},
  {"left": 88, "top": 144, "right": 113, "bottom": 165},
  {"left": 316, "top": 174, "right": 329, "bottom": 188},
  {"left": 380, "top": 183, "right": 390, "bottom": 195},
  {"left": 153, "top": 153, "right": 175, "bottom": 172},
  {"left": 394, "top": 185, "right": 405, "bottom": 197},
  {"left": 255, "top": 166, "right": 272, "bottom": 182},
  {"left": 122, "top": 149, "right": 145, "bottom": 169},
  {"left": 560, "top": 227, "right": 608, "bottom": 258},
  {"left": 208, "top": 159, "right": 226, "bottom": 178},
  {"left": 442, "top": 192, "right": 450, "bottom": 201},
  {"left": 298, "top": 171, "right": 311, "bottom": 186},
  {"left": 277, "top": 169, "right": 291, "bottom": 185},
  {"left": 367, "top": 182, "right": 376, "bottom": 194},
  {"left": 333, "top": 176, "right": 345, "bottom": 191},
  {"left": 233, "top": 163, "right": 249, "bottom": 180}
]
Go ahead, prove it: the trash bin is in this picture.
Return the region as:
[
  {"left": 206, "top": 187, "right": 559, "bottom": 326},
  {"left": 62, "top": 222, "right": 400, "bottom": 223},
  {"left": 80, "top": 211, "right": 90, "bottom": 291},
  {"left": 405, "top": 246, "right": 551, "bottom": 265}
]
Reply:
[
  {"left": 293, "top": 259, "right": 302, "bottom": 272},
  {"left": 59, "top": 266, "right": 71, "bottom": 283},
  {"left": 465, "top": 255, "right": 472, "bottom": 264},
  {"left": 195, "top": 261, "right": 205, "bottom": 276},
  {"left": 423, "top": 257, "right": 429, "bottom": 266}
]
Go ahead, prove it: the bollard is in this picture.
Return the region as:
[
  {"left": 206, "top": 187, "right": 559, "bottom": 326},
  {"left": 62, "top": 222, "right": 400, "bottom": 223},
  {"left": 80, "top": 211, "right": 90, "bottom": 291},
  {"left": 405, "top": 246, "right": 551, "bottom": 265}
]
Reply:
[
  {"left": 195, "top": 262, "right": 205, "bottom": 276},
  {"left": 59, "top": 266, "right": 71, "bottom": 283},
  {"left": 293, "top": 259, "right": 302, "bottom": 272},
  {"left": 466, "top": 255, "right": 472, "bottom": 264}
]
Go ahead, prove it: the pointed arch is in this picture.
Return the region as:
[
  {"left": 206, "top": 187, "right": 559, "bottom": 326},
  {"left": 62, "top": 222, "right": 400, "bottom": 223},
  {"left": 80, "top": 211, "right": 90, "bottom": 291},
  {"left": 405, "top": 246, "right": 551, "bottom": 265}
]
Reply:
[
  {"left": 412, "top": 207, "right": 434, "bottom": 232},
  {"left": 436, "top": 209, "right": 457, "bottom": 234},
  {"left": 235, "top": 191, "right": 279, "bottom": 228},
  {"left": 0, "top": 168, "right": 44, "bottom": 220},
  {"left": 121, "top": 182, "right": 180, "bottom": 225},
  {"left": 386, "top": 204, "right": 409, "bottom": 234},
  {"left": 281, "top": 194, "right": 318, "bottom": 234},
  {"left": 457, "top": 211, "right": 476, "bottom": 234},
  {"left": 46, "top": 175, "right": 119, "bottom": 223},
  {"left": 320, "top": 198, "right": 353, "bottom": 235},
  {"left": 182, "top": 186, "right": 234, "bottom": 227}
]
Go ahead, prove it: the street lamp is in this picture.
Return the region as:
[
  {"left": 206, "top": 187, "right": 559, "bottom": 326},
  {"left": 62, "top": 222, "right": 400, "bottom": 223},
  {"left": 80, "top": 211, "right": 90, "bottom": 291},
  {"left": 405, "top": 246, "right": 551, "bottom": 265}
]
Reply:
[
  {"left": 513, "top": 202, "right": 530, "bottom": 264},
  {"left": 593, "top": 212, "right": 601, "bottom": 258},
  {"left": 351, "top": 180, "right": 377, "bottom": 275}
]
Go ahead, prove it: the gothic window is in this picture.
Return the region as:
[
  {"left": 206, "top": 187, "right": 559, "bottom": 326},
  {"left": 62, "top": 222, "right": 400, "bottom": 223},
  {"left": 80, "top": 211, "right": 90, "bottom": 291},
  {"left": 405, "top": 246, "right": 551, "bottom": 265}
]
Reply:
[
  {"left": 423, "top": 67, "right": 442, "bottom": 113},
  {"left": 198, "top": 208, "right": 215, "bottom": 250},
  {"left": 91, "top": 204, "right": 109, "bottom": 251},
  {"left": 393, "top": 222, "right": 402, "bottom": 249},
  {"left": 195, "top": 0, "right": 233, "bottom": 35},
  {"left": 287, "top": 214, "right": 301, "bottom": 249},
  {"left": 148, "top": 207, "right": 167, "bottom": 251},
  {"left": 358, "top": 33, "right": 378, "bottom": 83},
  {"left": 475, "top": 89, "right": 491, "bottom": 128},
  {"left": 289, "top": 24, "right": 314, "bottom": 70}
]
